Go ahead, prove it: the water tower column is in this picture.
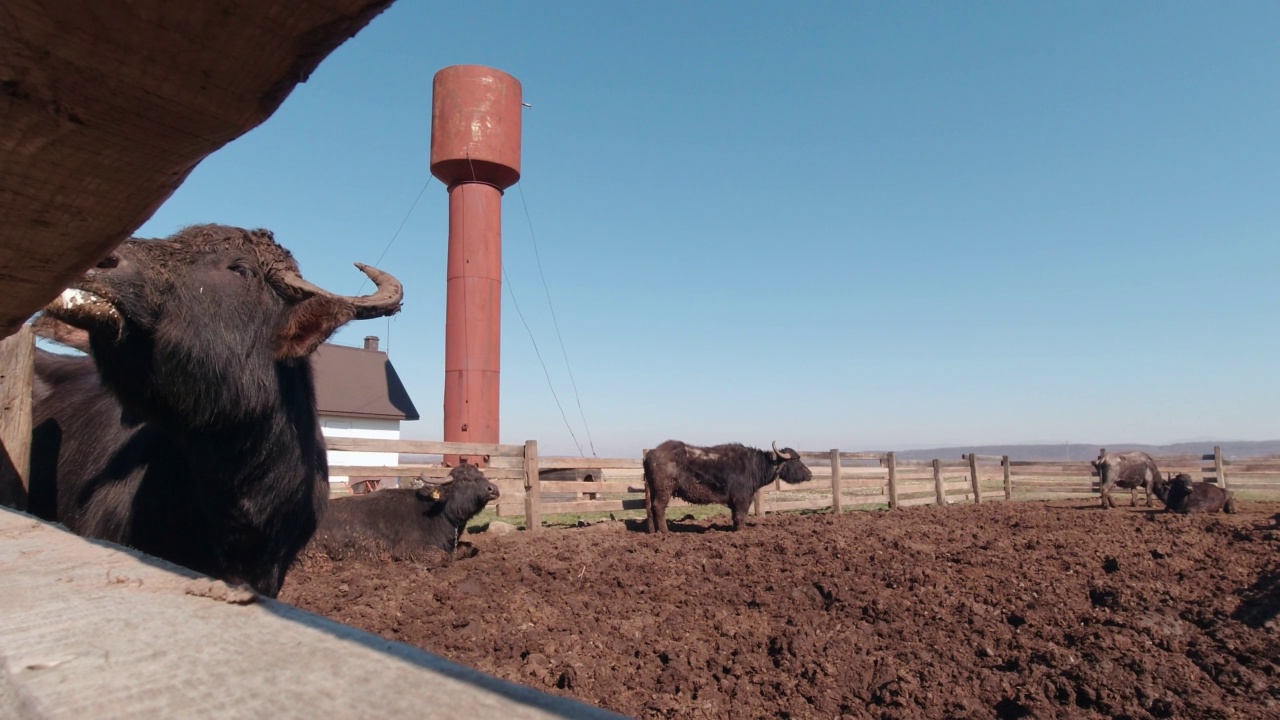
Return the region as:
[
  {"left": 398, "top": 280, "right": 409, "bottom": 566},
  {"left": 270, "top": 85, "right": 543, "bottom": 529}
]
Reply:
[{"left": 429, "top": 65, "right": 522, "bottom": 465}]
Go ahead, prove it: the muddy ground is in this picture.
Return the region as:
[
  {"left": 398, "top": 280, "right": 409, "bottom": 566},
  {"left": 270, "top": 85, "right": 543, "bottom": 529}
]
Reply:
[{"left": 282, "top": 500, "right": 1280, "bottom": 719}]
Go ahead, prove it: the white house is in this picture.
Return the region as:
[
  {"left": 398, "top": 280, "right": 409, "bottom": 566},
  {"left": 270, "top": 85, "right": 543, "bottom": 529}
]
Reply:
[{"left": 312, "top": 336, "right": 419, "bottom": 494}]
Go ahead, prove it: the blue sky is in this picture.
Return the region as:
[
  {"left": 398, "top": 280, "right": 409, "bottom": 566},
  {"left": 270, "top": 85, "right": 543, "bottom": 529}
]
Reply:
[{"left": 135, "top": 2, "right": 1279, "bottom": 456}]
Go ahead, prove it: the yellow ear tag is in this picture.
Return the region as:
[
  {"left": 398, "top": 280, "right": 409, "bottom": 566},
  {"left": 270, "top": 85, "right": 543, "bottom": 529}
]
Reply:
[{"left": 431, "top": 489, "right": 442, "bottom": 500}]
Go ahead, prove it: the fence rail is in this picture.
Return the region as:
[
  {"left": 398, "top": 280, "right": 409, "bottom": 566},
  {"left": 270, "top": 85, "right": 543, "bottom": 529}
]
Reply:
[{"left": 323, "top": 439, "right": 1280, "bottom": 531}]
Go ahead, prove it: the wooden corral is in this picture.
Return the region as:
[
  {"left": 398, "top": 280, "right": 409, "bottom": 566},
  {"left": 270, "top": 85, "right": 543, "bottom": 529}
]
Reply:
[{"left": 327, "top": 439, "right": 1280, "bottom": 531}]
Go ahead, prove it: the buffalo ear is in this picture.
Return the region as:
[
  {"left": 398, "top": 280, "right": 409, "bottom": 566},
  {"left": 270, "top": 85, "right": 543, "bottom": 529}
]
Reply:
[
  {"left": 275, "top": 296, "right": 356, "bottom": 359},
  {"left": 415, "top": 486, "right": 443, "bottom": 502}
]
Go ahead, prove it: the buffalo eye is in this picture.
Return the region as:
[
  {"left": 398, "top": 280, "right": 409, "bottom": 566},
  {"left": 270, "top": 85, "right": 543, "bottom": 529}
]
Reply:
[{"left": 229, "top": 263, "right": 254, "bottom": 279}]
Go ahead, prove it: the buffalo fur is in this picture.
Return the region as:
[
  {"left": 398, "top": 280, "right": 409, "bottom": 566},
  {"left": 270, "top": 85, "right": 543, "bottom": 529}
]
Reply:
[
  {"left": 308, "top": 465, "right": 499, "bottom": 560},
  {"left": 643, "top": 440, "right": 812, "bottom": 534},
  {"left": 1091, "top": 451, "right": 1162, "bottom": 509},
  {"left": 26, "top": 225, "right": 394, "bottom": 597},
  {"left": 1154, "top": 473, "right": 1238, "bottom": 514}
]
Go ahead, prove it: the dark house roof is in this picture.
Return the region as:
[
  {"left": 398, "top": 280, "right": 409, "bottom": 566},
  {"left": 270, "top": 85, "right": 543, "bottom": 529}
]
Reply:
[{"left": 312, "top": 340, "right": 420, "bottom": 421}]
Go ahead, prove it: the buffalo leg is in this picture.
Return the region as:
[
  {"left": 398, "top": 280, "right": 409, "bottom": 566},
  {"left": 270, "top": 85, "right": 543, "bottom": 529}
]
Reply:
[
  {"left": 730, "top": 504, "right": 748, "bottom": 531},
  {"left": 1130, "top": 486, "right": 1139, "bottom": 507},
  {"left": 645, "top": 485, "right": 655, "bottom": 533},
  {"left": 650, "top": 494, "right": 670, "bottom": 534},
  {"left": 1100, "top": 483, "right": 1113, "bottom": 509}
]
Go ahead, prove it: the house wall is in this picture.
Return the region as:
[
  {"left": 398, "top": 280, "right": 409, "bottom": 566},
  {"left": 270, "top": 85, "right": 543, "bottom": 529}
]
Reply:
[{"left": 320, "top": 416, "right": 400, "bottom": 489}]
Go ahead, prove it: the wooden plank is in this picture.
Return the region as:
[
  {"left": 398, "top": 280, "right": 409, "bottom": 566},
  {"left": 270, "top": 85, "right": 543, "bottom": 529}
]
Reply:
[
  {"left": 838, "top": 451, "right": 888, "bottom": 461},
  {"left": 1224, "top": 483, "right": 1280, "bottom": 492},
  {"left": 538, "top": 481, "right": 637, "bottom": 494},
  {"left": 1008, "top": 467, "right": 1100, "bottom": 477},
  {"left": 1002, "top": 455, "right": 1012, "bottom": 501},
  {"left": 1223, "top": 461, "right": 1280, "bottom": 471},
  {"left": 897, "top": 489, "right": 940, "bottom": 502},
  {"left": 324, "top": 437, "right": 526, "bottom": 457},
  {"left": 968, "top": 454, "right": 983, "bottom": 504},
  {"left": 539, "top": 457, "right": 644, "bottom": 470},
  {"left": 523, "top": 440, "right": 541, "bottom": 531},
  {"left": 0, "top": 325, "right": 34, "bottom": 511},
  {"left": 932, "top": 458, "right": 944, "bottom": 506},
  {"left": 328, "top": 465, "right": 525, "bottom": 480},
  {"left": 1008, "top": 461, "right": 1096, "bottom": 469},
  {"left": 767, "top": 498, "right": 832, "bottom": 512},
  {"left": 537, "top": 497, "right": 694, "bottom": 515},
  {"left": 840, "top": 494, "right": 890, "bottom": 506},
  {"left": 896, "top": 459, "right": 969, "bottom": 469},
  {"left": 1215, "top": 445, "right": 1227, "bottom": 490},
  {"left": 829, "top": 449, "right": 842, "bottom": 515},
  {"left": 886, "top": 452, "right": 899, "bottom": 510}
]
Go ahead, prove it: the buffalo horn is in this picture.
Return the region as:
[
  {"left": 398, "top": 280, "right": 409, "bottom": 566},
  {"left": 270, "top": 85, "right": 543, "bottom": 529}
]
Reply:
[
  {"left": 772, "top": 441, "right": 797, "bottom": 461},
  {"left": 278, "top": 263, "right": 403, "bottom": 318}
]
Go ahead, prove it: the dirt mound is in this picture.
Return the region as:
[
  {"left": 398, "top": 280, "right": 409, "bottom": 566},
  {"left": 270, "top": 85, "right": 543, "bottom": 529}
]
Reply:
[{"left": 281, "top": 501, "right": 1280, "bottom": 719}]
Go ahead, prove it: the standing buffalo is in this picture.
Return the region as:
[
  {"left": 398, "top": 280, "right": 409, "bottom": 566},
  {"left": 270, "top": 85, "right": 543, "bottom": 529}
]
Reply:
[
  {"left": 25, "top": 224, "right": 402, "bottom": 597},
  {"left": 309, "top": 464, "right": 500, "bottom": 560},
  {"left": 1091, "top": 451, "right": 1162, "bottom": 509},
  {"left": 1155, "top": 473, "right": 1238, "bottom": 514},
  {"left": 643, "top": 440, "right": 812, "bottom": 534}
]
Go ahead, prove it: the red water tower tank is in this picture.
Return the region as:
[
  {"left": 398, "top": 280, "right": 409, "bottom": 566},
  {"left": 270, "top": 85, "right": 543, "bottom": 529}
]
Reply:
[{"left": 430, "top": 65, "right": 522, "bottom": 466}]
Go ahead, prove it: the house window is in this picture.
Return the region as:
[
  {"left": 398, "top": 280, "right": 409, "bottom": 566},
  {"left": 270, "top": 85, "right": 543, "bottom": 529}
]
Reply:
[{"left": 324, "top": 419, "right": 352, "bottom": 430}]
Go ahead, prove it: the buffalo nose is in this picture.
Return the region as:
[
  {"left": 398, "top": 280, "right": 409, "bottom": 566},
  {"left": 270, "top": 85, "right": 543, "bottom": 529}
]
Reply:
[{"left": 95, "top": 252, "right": 121, "bottom": 269}]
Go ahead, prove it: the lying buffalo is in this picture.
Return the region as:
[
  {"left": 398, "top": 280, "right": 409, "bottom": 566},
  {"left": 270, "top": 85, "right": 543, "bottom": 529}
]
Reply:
[
  {"left": 309, "top": 464, "right": 500, "bottom": 560},
  {"left": 643, "top": 440, "right": 812, "bottom": 534},
  {"left": 25, "top": 224, "right": 402, "bottom": 597},
  {"left": 1092, "top": 451, "right": 1162, "bottom": 509},
  {"left": 1155, "top": 473, "right": 1238, "bottom": 514}
]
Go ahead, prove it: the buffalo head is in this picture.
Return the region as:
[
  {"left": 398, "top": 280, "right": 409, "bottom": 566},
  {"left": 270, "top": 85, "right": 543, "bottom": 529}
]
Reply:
[
  {"left": 771, "top": 440, "right": 812, "bottom": 484},
  {"left": 416, "top": 463, "right": 501, "bottom": 519},
  {"left": 41, "top": 224, "right": 402, "bottom": 425}
]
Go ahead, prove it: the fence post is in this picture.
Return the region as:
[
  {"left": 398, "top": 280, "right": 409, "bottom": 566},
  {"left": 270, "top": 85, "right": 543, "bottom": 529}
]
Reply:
[
  {"left": 522, "top": 440, "right": 541, "bottom": 532},
  {"left": 968, "top": 453, "right": 983, "bottom": 504},
  {"left": 829, "top": 449, "right": 842, "bottom": 514},
  {"left": 1002, "top": 455, "right": 1012, "bottom": 501},
  {"left": 933, "top": 458, "right": 944, "bottom": 506},
  {"left": 886, "top": 452, "right": 898, "bottom": 509},
  {"left": 0, "top": 325, "right": 35, "bottom": 511},
  {"left": 753, "top": 490, "right": 763, "bottom": 517},
  {"left": 1214, "top": 445, "right": 1226, "bottom": 489}
]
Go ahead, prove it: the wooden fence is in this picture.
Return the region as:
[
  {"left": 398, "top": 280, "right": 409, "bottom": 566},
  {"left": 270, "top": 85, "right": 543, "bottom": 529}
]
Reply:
[{"left": 325, "top": 439, "right": 1280, "bottom": 531}]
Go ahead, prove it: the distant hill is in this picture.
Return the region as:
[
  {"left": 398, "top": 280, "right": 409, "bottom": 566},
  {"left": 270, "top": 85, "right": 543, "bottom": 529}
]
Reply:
[{"left": 887, "top": 441, "right": 1280, "bottom": 462}]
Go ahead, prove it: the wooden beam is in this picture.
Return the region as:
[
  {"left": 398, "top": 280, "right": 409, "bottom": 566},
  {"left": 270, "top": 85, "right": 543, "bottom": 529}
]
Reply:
[
  {"left": 886, "top": 452, "right": 899, "bottom": 509},
  {"left": 1002, "top": 455, "right": 1012, "bottom": 501},
  {"left": 539, "top": 457, "right": 643, "bottom": 470},
  {"left": 0, "top": 326, "right": 35, "bottom": 510},
  {"left": 933, "top": 458, "right": 944, "bottom": 506},
  {"left": 829, "top": 449, "right": 842, "bottom": 515},
  {"left": 968, "top": 453, "right": 983, "bottom": 504},
  {"left": 324, "top": 437, "right": 527, "bottom": 456},
  {"left": 522, "top": 440, "right": 541, "bottom": 531},
  {"left": 1214, "top": 445, "right": 1227, "bottom": 489}
]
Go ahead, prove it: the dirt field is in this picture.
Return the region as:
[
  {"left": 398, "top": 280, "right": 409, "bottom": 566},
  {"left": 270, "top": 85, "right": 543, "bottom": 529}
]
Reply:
[{"left": 282, "top": 500, "right": 1280, "bottom": 719}]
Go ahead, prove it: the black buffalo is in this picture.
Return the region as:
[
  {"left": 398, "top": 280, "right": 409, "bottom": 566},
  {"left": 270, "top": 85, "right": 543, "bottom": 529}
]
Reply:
[
  {"left": 1155, "top": 473, "right": 1238, "bottom": 514},
  {"left": 24, "top": 224, "right": 402, "bottom": 597},
  {"left": 308, "top": 464, "right": 500, "bottom": 560},
  {"left": 1091, "top": 451, "right": 1162, "bottom": 509},
  {"left": 643, "top": 440, "right": 812, "bottom": 533}
]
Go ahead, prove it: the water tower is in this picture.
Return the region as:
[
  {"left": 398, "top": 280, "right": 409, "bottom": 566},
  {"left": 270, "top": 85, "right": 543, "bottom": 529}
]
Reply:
[{"left": 429, "top": 65, "right": 522, "bottom": 466}]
